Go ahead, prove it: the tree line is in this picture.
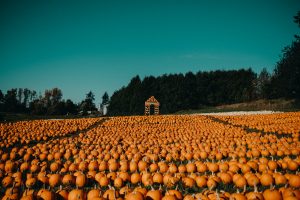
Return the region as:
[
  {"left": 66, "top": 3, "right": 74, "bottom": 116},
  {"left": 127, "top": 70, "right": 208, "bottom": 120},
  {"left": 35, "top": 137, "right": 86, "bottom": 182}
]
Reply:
[
  {"left": 107, "top": 11, "right": 300, "bottom": 116},
  {"left": 108, "top": 69, "right": 263, "bottom": 115},
  {"left": 0, "top": 88, "right": 110, "bottom": 116}
]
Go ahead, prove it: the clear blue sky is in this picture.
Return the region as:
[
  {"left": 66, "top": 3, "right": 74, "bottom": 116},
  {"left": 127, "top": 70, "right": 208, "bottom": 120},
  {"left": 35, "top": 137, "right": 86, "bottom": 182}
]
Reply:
[{"left": 1, "top": 0, "right": 299, "bottom": 104}]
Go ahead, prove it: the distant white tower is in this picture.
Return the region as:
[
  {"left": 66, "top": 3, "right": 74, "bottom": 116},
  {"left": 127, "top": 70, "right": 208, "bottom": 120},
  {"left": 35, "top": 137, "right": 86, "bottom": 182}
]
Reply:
[{"left": 102, "top": 104, "right": 108, "bottom": 115}]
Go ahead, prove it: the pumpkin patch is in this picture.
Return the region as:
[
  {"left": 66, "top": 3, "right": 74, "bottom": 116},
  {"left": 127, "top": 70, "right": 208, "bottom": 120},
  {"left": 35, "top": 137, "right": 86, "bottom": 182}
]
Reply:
[{"left": 0, "top": 113, "right": 299, "bottom": 199}]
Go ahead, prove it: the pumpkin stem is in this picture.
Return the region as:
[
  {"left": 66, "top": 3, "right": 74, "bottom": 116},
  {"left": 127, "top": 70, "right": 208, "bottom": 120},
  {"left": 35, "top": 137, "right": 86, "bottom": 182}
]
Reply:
[
  {"left": 254, "top": 184, "right": 258, "bottom": 192},
  {"left": 113, "top": 188, "right": 116, "bottom": 200},
  {"left": 11, "top": 182, "right": 16, "bottom": 195},
  {"left": 216, "top": 189, "right": 220, "bottom": 200}
]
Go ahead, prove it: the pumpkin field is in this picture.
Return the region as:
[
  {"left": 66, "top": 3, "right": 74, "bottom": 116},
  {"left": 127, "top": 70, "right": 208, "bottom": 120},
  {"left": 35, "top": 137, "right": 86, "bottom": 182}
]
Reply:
[{"left": 0, "top": 112, "right": 300, "bottom": 200}]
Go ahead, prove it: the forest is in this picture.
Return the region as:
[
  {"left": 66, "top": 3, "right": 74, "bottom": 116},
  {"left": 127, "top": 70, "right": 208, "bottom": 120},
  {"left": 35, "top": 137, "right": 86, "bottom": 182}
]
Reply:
[
  {"left": 0, "top": 88, "right": 103, "bottom": 116},
  {"left": 108, "top": 11, "right": 300, "bottom": 115}
]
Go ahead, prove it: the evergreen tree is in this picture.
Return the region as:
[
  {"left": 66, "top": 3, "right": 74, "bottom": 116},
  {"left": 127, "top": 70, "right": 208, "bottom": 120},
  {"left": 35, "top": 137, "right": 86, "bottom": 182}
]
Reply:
[
  {"left": 0, "top": 90, "right": 4, "bottom": 112},
  {"left": 4, "top": 89, "right": 18, "bottom": 112},
  {"left": 65, "top": 99, "right": 78, "bottom": 114},
  {"left": 270, "top": 11, "right": 300, "bottom": 99},
  {"left": 255, "top": 68, "right": 271, "bottom": 99},
  {"left": 101, "top": 92, "right": 110, "bottom": 105},
  {"left": 80, "top": 91, "right": 97, "bottom": 115},
  {"left": 100, "top": 92, "right": 110, "bottom": 115}
]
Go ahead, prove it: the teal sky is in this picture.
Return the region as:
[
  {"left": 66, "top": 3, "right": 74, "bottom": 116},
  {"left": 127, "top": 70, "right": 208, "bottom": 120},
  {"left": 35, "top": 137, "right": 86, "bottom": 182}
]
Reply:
[{"left": 1, "top": 0, "right": 299, "bottom": 104}]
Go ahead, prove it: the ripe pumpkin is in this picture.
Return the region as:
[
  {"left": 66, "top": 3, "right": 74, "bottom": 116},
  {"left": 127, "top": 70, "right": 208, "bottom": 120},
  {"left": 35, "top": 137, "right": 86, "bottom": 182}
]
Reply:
[
  {"left": 69, "top": 189, "right": 86, "bottom": 200},
  {"left": 263, "top": 189, "right": 282, "bottom": 200}
]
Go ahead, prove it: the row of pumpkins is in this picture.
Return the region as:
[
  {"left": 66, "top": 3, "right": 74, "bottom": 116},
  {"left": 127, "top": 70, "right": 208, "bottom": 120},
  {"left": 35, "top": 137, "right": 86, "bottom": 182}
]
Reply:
[
  {"left": 0, "top": 118, "right": 100, "bottom": 148},
  {"left": 2, "top": 186, "right": 300, "bottom": 200},
  {"left": 0, "top": 113, "right": 300, "bottom": 199},
  {"left": 217, "top": 112, "right": 300, "bottom": 135}
]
